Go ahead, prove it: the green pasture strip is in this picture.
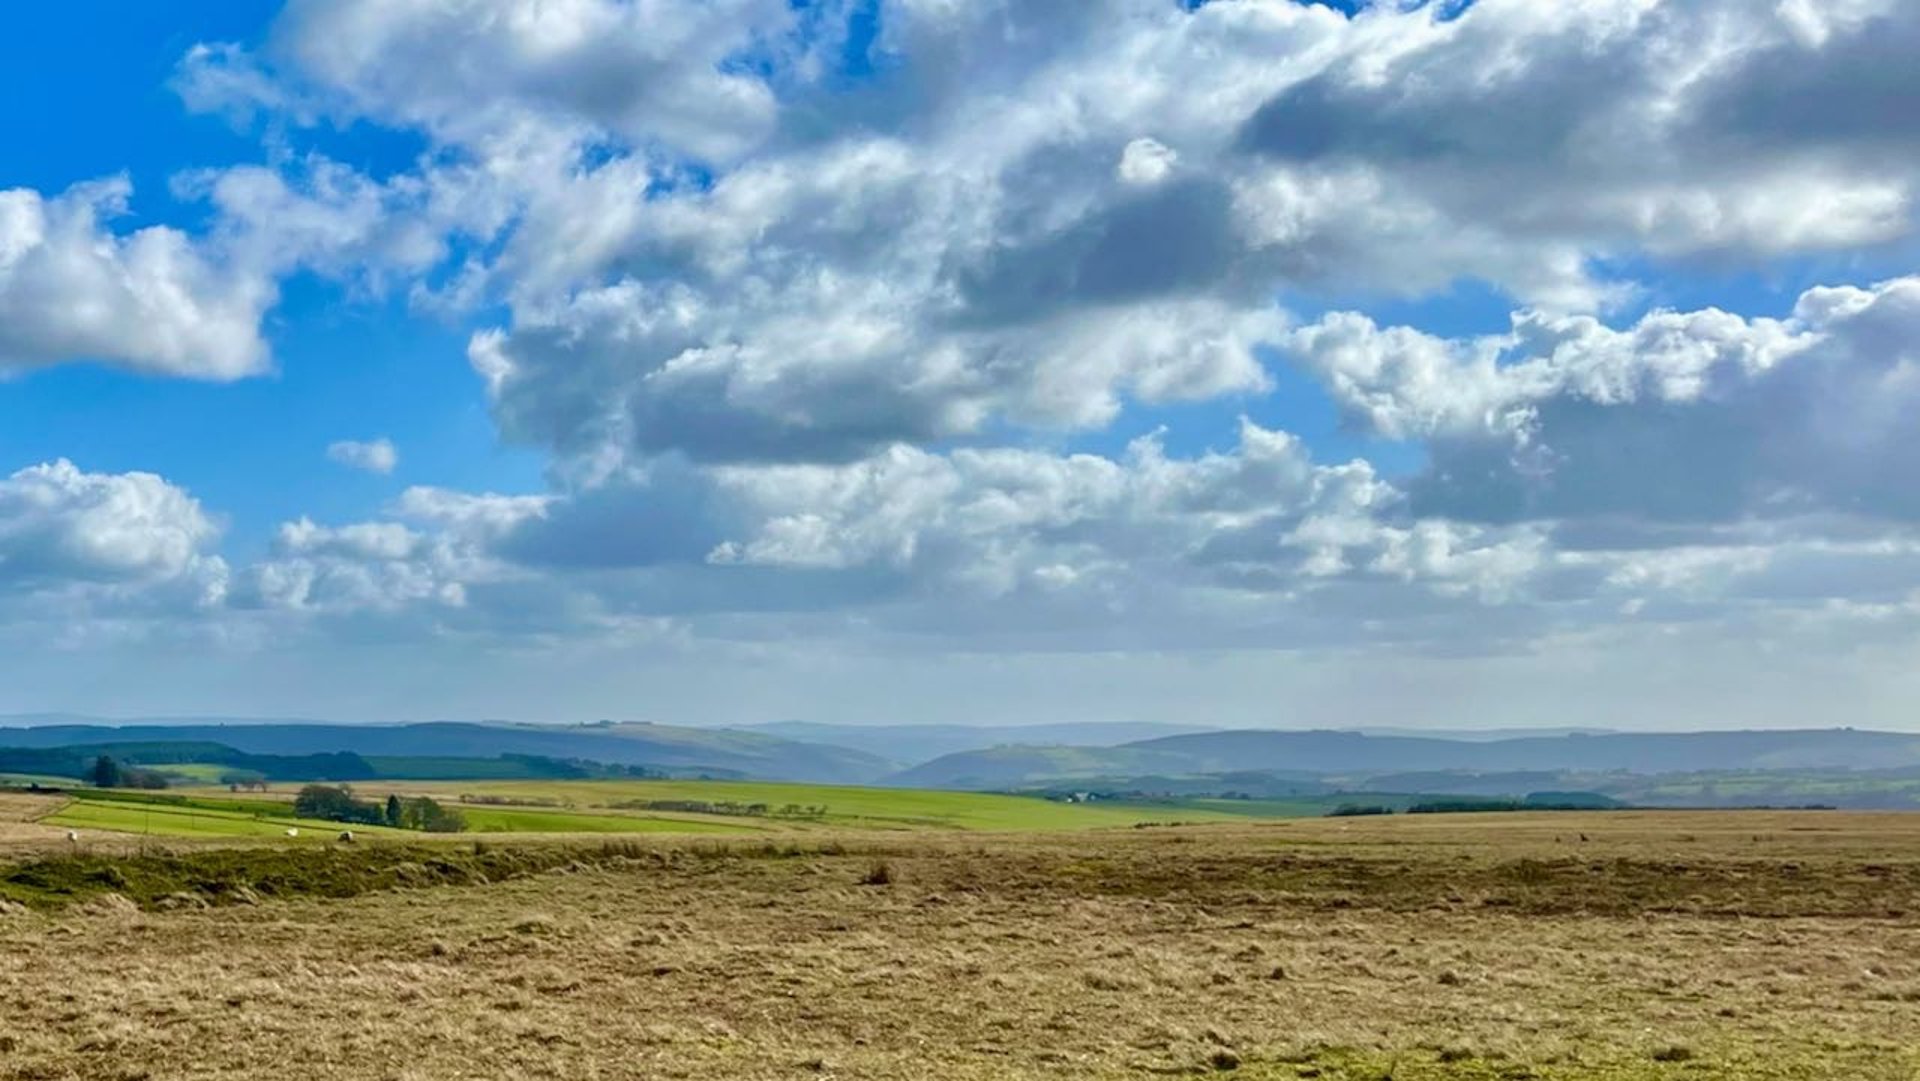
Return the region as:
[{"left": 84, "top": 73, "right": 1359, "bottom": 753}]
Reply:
[
  {"left": 148, "top": 763, "right": 233, "bottom": 782},
  {"left": 0, "top": 773, "right": 80, "bottom": 789},
  {"left": 44, "top": 799, "right": 407, "bottom": 840},
  {"left": 453, "top": 805, "right": 755, "bottom": 835},
  {"left": 62, "top": 786, "right": 756, "bottom": 838},
  {"left": 360, "top": 756, "right": 572, "bottom": 780},
  {"left": 72, "top": 788, "right": 295, "bottom": 817},
  {"left": 371, "top": 778, "right": 1245, "bottom": 831}
]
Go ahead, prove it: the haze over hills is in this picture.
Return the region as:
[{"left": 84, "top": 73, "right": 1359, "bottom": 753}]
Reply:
[
  {"left": 10, "top": 716, "right": 1920, "bottom": 806},
  {"left": 732, "top": 721, "right": 1216, "bottom": 767},
  {"left": 0, "top": 717, "right": 891, "bottom": 785},
  {"left": 891, "top": 728, "right": 1920, "bottom": 790}
]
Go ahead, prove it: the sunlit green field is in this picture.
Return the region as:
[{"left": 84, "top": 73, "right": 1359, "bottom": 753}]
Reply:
[
  {"left": 44, "top": 798, "right": 410, "bottom": 840},
  {"left": 0, "top": 773, "right": 76, "bottom": 788},
  {"left": 450, "top": 805, "right": 752, "bottom": 835},
  {"left": 43, "top": 789, "right": 762, "bottom": 840},
  {"left": 344, "top": 777, "right": 1239, "bottom": 831},
  {"left": 149, "top": 763, "right": 234, "bottom": 783},
  {"left": 155, "top": 777, "right": 1241, "bottom": 834}
]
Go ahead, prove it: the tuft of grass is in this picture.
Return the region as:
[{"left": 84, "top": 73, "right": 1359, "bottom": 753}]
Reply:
[{"left": 859, "top": 860, "right": 895, "bottom": 886}]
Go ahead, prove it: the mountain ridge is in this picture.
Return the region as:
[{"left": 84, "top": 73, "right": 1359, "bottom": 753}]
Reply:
[
  {"left": 891, "top": 727, "right": 1920, "bottom": 788},
  {"left": 0, "top": 717, "right": 891, "bottom": 784}
]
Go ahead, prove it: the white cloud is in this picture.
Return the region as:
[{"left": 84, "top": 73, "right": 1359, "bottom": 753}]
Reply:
[
  {"left": 1118, "top": 137, "right": 1178, "bottom": 186},
  {"left": 1289, "top": 276, "right": 1920, "bottom": 525},
  {"left": 16, "top": 0, "right": 1920, "bottom": 716},
  {"left": 186, "top": 0, "right": 1917, "bottom": 476},
  {"left": 228, "top": 485, "right": 558, "bottom": 627},
  {"left": 327, "top": 438, "right": 400, "bottom": 475},
  {"left": 267, "top": 0, "right": 796, "bottom": 162},
  {"left": 0, "top": 180, "right": 272, "bottom": 378},
  {"left": 0, "top": 460, "right": 227, "bottom": 615}
]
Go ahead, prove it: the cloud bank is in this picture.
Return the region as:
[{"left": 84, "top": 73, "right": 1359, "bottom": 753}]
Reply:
[{"left": 6, "top": 0, "right": 1920, "bottom": 722}]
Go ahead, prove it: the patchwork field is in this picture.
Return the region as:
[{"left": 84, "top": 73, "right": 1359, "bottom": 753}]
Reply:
[
  {"left": 1, "top": 810, "right": 1918, "bottom": 1079},
  {"left": 138, "top": 777, "right": 1245, "bottom": 835}
]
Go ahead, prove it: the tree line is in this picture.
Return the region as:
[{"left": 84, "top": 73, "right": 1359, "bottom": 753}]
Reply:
[{"left": 293, "top": 785, "right": 468, "bottom": 832}]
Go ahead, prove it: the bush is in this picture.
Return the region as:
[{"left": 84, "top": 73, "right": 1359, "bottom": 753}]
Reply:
[{"left": 859, "top": 861, "right": 894, "bottom": 886}]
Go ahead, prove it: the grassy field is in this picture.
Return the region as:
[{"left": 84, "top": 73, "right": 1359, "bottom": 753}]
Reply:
[
  {"left": 165, "top": 777, "right": 1244, "bottom": 834},
  {"left": 148, "top": 763, "right": 233, "bottom": 783},
  {"left": 1, "top": 810, "right": 1917, "bottom": 1079},
  {"left": 43, "top": 797, "right": 415, "bottom": 840}
]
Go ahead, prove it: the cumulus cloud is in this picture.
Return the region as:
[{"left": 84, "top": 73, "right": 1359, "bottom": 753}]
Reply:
[
  {"left": 0, "top": 460, "right": 226, "bottom": 613},
  {"left": 26, "top": 0, "right": 1920, "bottom": 692},
  {"left": 231, "top": 487, "right": 547, "bottom": 617},
  {"left": 0, "top": 180, "right": 273, "bottom": 378},
  {"left": 327, "top": 438, "right": 399, "bottom": 475},
  {"left": 175, "top": 0, "right": 1918, "bottom": 476},
  {"left": 1290, "top": 276, "right": 1920, "bottom": 525}
]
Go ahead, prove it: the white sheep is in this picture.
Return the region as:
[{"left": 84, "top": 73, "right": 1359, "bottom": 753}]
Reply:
[
  {"left": 285, "top": 827, "right": 299, "bottom": 838},
  {"left": 66, "top": 830, "right": 79, "bottom": 843}
]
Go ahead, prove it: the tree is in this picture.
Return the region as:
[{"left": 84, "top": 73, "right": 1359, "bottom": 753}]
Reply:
[
  {"left": 415, "top": 797, "right": 466, "bottom": 833},
  {"left": 293, "top": 784, "right": 383, "bottom": 825},
  {"left": 386, "top": 794, "right": 404, "bottom": 827},
  {"left": 90, "top": 755, "right": 122, "bottom": 788}
]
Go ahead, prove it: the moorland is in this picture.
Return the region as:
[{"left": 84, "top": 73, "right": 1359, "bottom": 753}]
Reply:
[{"left": 2, "top": 804, "right": 1918, "bottom": 1079}]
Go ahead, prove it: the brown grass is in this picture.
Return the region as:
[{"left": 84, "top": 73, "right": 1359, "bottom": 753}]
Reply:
[
  {"left": 0, "top": 791, "right": 69, "bottom": 846},
  {"left": 3, "top": 811, "right": 1919, "bottom": 1079}
]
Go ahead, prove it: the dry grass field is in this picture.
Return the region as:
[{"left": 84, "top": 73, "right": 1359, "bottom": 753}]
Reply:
[
  {"left": 3, "top": 811, "right": 1919, "bottom": 1079},
  {"left": 0, "top": 791, "right": 69, "bottom": 846}
]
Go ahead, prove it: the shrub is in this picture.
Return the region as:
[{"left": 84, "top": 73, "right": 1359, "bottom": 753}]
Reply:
[{"left": 859, "top": 860, "right": 895, "bottom": 886}]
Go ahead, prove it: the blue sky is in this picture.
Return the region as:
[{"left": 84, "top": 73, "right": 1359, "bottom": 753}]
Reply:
[
  {"left": 0, "top": 3, "right": 542, "bottom": 558},
  {"left": 2, "top": 0, "right": 1918, "bottom": 727}
]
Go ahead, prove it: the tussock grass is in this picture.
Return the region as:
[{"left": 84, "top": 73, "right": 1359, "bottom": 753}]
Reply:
[{"left": 2, "top": 812, "right": 1919, "bottom": 1078}]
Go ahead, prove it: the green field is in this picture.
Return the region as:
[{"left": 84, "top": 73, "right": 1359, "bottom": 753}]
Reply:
[
  {"left": 0, "top": 773, "right": 80, "bottom": 788},
  {"left": 44, "top": 798, "right": 411, "bottom": 840},
  {"left": 50, "top": 777, "right": 1252, "bottom": 841},
  {"left": 344, "top": 778, "right": 1245, "bottom": 832},
  {"left": 134, "top": 777, "right": 1248, "bottom": 835},
  {"left": 149, "top": 763, "right": 236, "bottom": 783},
  {"left": 44, "top": 787, "right": 764, "bottom": 840},
  {"left": 450, "top": 804, "right": 753, "bottom": 834}
]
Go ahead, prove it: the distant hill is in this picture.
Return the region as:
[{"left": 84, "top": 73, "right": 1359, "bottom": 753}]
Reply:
[
  {"left": 893, "top": 728, "right": 1920, "bottom": 789},
  {"left": 0, "top": 718, "right": 892, "bottom": 784},
  {"left": 735, "top": 721, "right": 1216, "bottom": 767}
]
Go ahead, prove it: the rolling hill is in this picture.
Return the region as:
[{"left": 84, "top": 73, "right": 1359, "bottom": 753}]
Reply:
[
  {"left": 0, "top": 717, "right": 892, "bottom": 784},
  {"left": 734, "top": 721, "right": 1215, "bottom": 766},
  {"left": 892, "top": 728, "right": 1920, "bottom": 789}
]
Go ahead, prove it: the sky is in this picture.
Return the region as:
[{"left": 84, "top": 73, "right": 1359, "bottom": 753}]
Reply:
[{"left": 1, "top": 0, "right": 1918, "bottom": 729}]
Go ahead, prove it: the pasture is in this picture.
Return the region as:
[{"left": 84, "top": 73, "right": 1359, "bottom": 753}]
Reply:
[
  {"left": 158, "top": 777, "right": 1242, "bottom": 834},
  {"left": 1, "top": 810, "right": 1917, "bottom": 1078}
]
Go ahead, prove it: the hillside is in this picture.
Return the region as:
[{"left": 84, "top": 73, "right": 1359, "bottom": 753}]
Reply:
[
  {"left": 0, "top": 718, "right": 892, "bottom": 784},
  {"left": 894, "top": 727, "right": 1920, "bottom": 789},
  {"left": 737, "top": 721, "right": 1214, "bottom": 766}
]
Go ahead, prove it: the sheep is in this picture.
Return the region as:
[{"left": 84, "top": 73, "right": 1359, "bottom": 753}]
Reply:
[
  {"left": 66, "top": 830, "right": 79, "bottom": 843},
  {"left": 337, "top": 830, "right": 355, "bottom": 843},
  {"left": 285, "top": 827, "right": 299, "bottom": 838}
]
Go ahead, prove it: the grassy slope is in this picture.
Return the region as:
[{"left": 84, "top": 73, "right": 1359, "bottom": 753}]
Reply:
[
  {"left": 339, "top": 777, "right": 1242, "bottom": 831},
  {"left": 44, "top": 799, "right": 412, "bottom": 840},
  {"left": 47, "top": 787, "right": 762, "bottom": 840},
  {"left": 452, "top": 805, "right": 750, "bottom": 834}
]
